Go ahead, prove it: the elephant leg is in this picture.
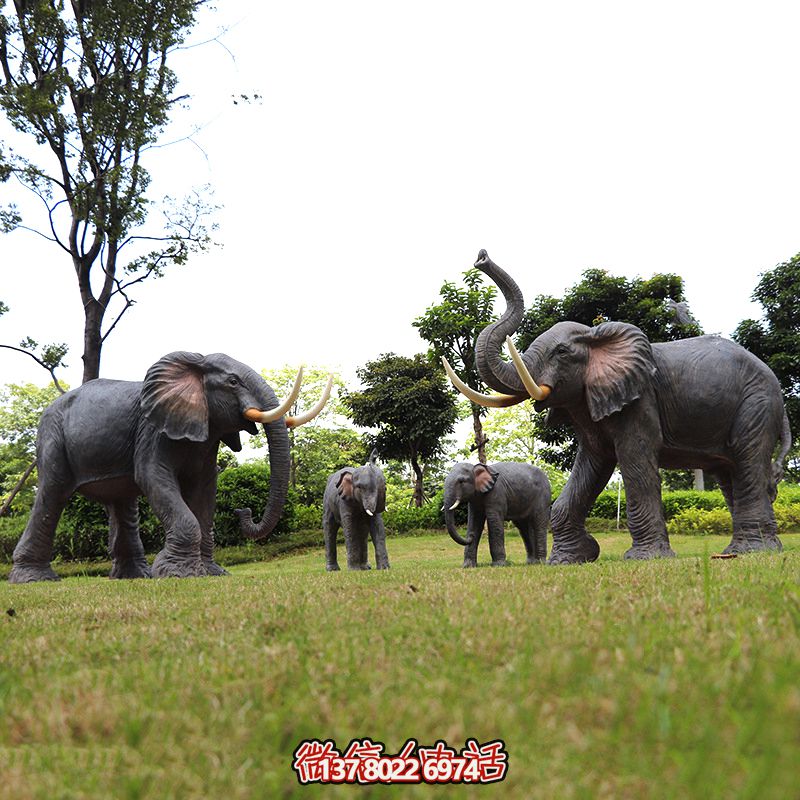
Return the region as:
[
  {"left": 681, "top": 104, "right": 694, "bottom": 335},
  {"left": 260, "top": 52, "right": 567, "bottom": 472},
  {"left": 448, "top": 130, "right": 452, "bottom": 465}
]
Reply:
[
  {"left": 724, "top": 456, "right": 782, "bottom": 554},
  {"left": 549, "top": 446, "right": 614, "bottom": 565},
  {"left": 618, "top": 447, "right": 675, "bottom": 560},
  {"left": 486, "top": 510, "right": 508, "bottom": 566},
  {"left": 348, "top": 519, "right": 371, "bottom": 571},
  {"left": 9, "top": 439, "right": 73, "bottom": 583},
  {"left": 369, "top": 515, "right": 390, "bottom": 570},
  {"left": 323, "top": 511, "right": 340, "bottom": 571},
  {"left": 185, "top": 464, "right": 228, "bottom": 577},
  {"left": 518, "top": 516, "right": 546, "bottom": 564},
  {"left": 463, "top": 506, "right": 484, "bottom": 568},
  {"left": 108, "top": 499, "right": 152, "bottom": 579},
  {"left": 143, "top": 476, "right": 205, "bottom": 578}
]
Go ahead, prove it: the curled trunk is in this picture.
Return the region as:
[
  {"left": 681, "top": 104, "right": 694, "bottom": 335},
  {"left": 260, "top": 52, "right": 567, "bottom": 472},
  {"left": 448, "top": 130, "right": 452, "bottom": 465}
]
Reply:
[
  {"left": 473, "top": 250, "right": 527, "bottom": 395},
  {"left": 444, "top": 508, "right": 472, "bottom": 546}
]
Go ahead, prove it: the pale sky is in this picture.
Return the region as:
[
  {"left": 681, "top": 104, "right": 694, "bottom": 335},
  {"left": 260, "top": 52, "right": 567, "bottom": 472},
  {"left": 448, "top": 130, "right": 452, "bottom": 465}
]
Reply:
[{"left": 2, "top": 0, "right": 799, "bottom": 395}]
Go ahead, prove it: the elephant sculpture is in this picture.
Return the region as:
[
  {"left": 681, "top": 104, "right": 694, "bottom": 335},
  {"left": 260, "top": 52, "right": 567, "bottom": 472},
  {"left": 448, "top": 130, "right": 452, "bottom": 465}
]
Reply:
[
  {"left": 323, "top": 450, "right": 389, "bottom": 571},
  {"left": 443, "top": 461, "right": 551, "bottom": 568},
  {"left": 9, "top": 352, "right": 331, "bottom": 582},
  {"left": 444, "top": 250, "right": 791, "bottom": 564}
]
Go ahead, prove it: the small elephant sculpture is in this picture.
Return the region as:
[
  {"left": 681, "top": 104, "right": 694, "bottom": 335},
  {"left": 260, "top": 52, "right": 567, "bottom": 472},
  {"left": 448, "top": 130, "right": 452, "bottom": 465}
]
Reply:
[
  {"left": 443, "top": 461, "right": 551, "bottom": 567},
  {"left": 444, "top": 250, "right": 792, "bottom": 564},
  {"left": 9, "top": 352, "right": 331, "bottom": 582},
  {"left": 323, "top": 450, "right": 389, "bottom": 571}
]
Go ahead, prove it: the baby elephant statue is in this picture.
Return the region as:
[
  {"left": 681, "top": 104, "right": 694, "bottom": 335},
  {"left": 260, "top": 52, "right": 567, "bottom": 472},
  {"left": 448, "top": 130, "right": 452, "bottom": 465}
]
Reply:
[
  {"left": 323, "top": 450, "right": 389, "bottom": 571},
  {"left": 443, "top": 461, "right": 551, "bottom": 568},
  {"left": 9, "top": 352, "right": 331, "bottom": 582}
]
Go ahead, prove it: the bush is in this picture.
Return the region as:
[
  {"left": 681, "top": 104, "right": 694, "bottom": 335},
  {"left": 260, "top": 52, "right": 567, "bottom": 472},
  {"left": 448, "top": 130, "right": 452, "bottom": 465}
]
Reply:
[
  {"left": 776, "top": 484, "right": 800, "bottom": 506},
  {"left": 0, "top": 516, "right": 26, "bottom": 561},
  {"left": 774, "top": 503, "right": 800, "bottom": 532},
  {"left": 667, "top": 508, "right": 733, "bottom": 537}
]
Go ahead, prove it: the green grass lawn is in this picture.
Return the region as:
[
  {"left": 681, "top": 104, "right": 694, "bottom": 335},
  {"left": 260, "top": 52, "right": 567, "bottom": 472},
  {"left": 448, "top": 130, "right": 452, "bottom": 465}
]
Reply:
[{"left": 1, "top": 532, "right": 799, "bottom": 799}]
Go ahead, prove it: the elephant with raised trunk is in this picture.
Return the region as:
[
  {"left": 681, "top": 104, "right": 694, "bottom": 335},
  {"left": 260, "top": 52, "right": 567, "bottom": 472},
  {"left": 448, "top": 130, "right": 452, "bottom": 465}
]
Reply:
[
  {"left": 9, "top": 352, "right": 331, "bottom": 582},
  {"left": 443, "top": 461, "right": 550, "bottom": 568},
  {"left": 323, "top": 450, "right": 389, "bottom": 571},
  {"left": 444, "top": 250, "right": 791, "bottom": 564}
]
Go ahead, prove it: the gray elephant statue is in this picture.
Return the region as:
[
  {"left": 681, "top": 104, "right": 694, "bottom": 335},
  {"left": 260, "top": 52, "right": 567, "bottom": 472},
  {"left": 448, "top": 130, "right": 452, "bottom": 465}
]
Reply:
[
  {"left": 9, "top": 352, "right": 331, "bottom": 582},
  {"left": 444, "top": 250, "right": 791, "bottom": 564},
  {"left": 443, "top": 461, "right": 551, "bottom": 568},
  {"left": 323, "top": 450, "right": 389, "bottom": 571}
]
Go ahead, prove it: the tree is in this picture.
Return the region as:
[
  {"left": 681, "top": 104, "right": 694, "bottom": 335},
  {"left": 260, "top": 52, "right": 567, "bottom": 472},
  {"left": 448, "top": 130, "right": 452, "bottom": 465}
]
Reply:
[
  {"left": 516, "top": 268, "right": 703, "bottom": 471},
  {"left": 413, "top": 268, "right": 497, "bottom": 462},
  {"left": 343, "top": 353, "right": 459, "bottom": 506},
  {"left": 0, "top": 0, "right": 215, "bottom": 383},
  {"left": 734, "top": 253, "right": 800, "bottom": 480},
  {"left": 0, "top": 381, "right": 63, "bottom": 514}
]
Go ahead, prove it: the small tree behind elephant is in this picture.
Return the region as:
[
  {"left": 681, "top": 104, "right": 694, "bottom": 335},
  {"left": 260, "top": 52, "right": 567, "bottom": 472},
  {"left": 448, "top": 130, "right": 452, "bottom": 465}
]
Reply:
[
  {"left": 323, "top": 450, "right": 389, "bottom": 571},
  {"left": 443, "top": 461, "right": 551, "bottom": 568}
]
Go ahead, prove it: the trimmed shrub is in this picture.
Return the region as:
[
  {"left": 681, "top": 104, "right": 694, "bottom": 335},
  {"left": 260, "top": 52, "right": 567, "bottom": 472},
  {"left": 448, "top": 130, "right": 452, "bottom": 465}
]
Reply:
[
  {"left": 776, "top": 484, "right": 800, "bottom": 506},
  {"left": 661, "top": 490, "right": 727, "bottom": 519},
  {"left": 774, "top": 503, "right": 800, "bottom": 532},
  {"left": 667, "top": 507, "right": 733, "bottom": 537}
]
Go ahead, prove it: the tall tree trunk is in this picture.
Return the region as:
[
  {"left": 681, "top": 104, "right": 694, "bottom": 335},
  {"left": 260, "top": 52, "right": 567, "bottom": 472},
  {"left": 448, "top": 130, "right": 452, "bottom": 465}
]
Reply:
[
  {"left": 472, "top": 406, "right": 487, "bottom": 463},
  {"left": 410, "top": 451, "right": 425, "bottom": 507},
  {"left": 693, "top": 469, "right": 705, "bottom": 491},
  {"left": 81, "top": 299, "right": 105, "bottom": 383}
]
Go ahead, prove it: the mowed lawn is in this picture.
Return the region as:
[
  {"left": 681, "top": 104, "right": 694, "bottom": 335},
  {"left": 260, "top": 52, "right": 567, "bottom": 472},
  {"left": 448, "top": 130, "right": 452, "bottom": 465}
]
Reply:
[{"left": 1, "top": 532, "right": 799, "bottom": 799}]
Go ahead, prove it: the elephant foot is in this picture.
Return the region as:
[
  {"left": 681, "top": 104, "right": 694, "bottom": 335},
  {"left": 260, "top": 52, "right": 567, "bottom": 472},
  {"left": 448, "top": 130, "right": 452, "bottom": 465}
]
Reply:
[
  {"left": 548, "top": 535, "right": 600, "bottom": 565},
  {"left": 202, "top": 561, "right": 230, "bottom": 577},
  {"left": 491, "top": 559, "right": 510, "bottom": 567},
  {"left": 8, "top": 563, "right": 61, "bottom": 584},
  {"left": 348, "top": 563, "right": 371, "bottom": 571},
  {"left": 151, "top": 550, "right": 205, "bottom": 579},
  {"left": 109, "top": 560, "right": 152, "bottom": 580},
  {"left": 326, "top": 562, "right": 341, "bottom": 572},
  {"left": 624, "top": 542, "right": 676, "bottom": 560},
  {"left": 722, "top": 535, "right": 783, "bottom": 555},
  {"left": 462, "top": 559, "right": 477, "bottom": 568},
  {"left": 376, "top": 562, "right": 390, "bottom": 570},
  {"left": 526, "top": 556, "right": 545, "bottom": 565}
]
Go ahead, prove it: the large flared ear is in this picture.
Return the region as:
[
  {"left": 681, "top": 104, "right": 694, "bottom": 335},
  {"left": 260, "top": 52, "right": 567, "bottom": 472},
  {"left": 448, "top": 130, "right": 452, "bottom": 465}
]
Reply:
[
  {"left": 336, "top": 470, "right": 354, "bottom": 500},
  {"left": 577, "top": 322, "right": 657, "bottom": 421},
  {"left": 140, "top": 352, "right": 209, "bottom": 441},
  {"left": 474, "top": 463, "right": 499, "bottom": 493}
]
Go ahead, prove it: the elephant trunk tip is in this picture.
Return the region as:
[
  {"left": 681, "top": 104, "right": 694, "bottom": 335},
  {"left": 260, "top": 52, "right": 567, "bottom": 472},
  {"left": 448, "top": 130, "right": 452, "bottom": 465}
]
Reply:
[
  {"left": 475, "top": 249, "right": 489, "bottom": 266},
  {"left": 235, "top": 507, "right": 276, "bottom": 540}
]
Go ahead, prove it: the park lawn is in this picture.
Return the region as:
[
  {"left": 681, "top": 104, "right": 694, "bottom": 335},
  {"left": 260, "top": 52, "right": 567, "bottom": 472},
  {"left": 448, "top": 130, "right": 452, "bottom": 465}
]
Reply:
[{"left": 0, "top": 532, "right": 798, "bottom": 799}]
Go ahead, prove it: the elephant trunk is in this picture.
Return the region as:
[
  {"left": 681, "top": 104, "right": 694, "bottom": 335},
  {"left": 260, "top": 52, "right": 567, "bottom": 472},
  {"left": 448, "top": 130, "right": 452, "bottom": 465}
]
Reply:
[
  {"left": 473, "top": 249, "right": 528, "bottom": 395},
  {"left": 235, "top": 384, "right": 291, "bottom": 540},
  {"left": 444, "top": 498, "right": 472, "bottom": 546}
]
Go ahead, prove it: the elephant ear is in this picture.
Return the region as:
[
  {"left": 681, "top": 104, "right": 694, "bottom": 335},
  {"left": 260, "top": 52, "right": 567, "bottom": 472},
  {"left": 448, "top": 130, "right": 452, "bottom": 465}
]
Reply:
[
  {"left": 577, "top": 322, "right": 657, "bottom": 422},
  {"left": 140, "top": 352, "right": 209, "bottom": 441},
  {"left": 474, "top": 463, "right": 499, "bottom": 493},
  {"left": 336, "top": 470, "right": 354, "bottom": 500}
]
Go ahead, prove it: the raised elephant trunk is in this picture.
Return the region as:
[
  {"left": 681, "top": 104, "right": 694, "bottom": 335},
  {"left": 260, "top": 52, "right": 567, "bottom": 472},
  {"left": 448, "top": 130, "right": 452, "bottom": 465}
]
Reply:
[{"left": 473, "top": 249, "right": 529, "bottom": 395}]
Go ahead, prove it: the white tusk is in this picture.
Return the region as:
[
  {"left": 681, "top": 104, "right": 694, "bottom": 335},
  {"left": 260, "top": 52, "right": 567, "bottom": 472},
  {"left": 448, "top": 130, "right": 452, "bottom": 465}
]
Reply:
[
  {"left": 505, "top": 337, "right": 551, "bottom": 402},
  {"left": 244, "top": 367, "right": 304, "bottom": 424},
  {"left": 365, "top": 509, "right": 374, "bottom": 517},
  {"left": 441, "top": 357, "right": 525, "bottom": 408},
  {"left": 285, "top": 373, "right": 334, "bottom": 429},
  {"left": 449, "top": 500, "right": 460, "bottom": 511}
]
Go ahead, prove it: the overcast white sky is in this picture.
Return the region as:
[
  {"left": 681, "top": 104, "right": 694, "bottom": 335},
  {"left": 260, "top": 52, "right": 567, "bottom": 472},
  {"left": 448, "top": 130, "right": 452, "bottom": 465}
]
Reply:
[{"left": 2, "top": 0, "right": 799, "bottom": 394}]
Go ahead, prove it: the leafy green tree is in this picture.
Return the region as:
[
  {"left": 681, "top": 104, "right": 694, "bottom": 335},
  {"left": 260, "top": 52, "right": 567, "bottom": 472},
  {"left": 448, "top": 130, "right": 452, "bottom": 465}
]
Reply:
[
  {"left": 0, "top": 0, "right": 215, "bottom": 383},
  {"left": 515, "top": 268, "right": 702, "bottom": 471},
  {"left": 343, "top": 353, "right": 459, "bottom": 506},
  {"left": 0, "top": 381, "right": 63, "bottom": 514},
  {"left": 413, "top": 268, "right": 497, "bottom": 462},
  {"left": 734, "top": 253, "right": 800, "bottom": 480}
]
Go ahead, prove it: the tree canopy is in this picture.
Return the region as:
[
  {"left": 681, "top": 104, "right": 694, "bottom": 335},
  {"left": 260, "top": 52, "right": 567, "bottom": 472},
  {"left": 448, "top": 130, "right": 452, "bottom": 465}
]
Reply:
[
  {"left": 0, "top": 0, "right": 214, "bottom": 383},
  {"left": 734, "top": 252, "right": 800, "bottom": 479},
  {"left": 343, "top": 353, "right": 459, "bottom": 506},
  {"left": 413, "top": 267, "right": 497, "bottom": 462}
]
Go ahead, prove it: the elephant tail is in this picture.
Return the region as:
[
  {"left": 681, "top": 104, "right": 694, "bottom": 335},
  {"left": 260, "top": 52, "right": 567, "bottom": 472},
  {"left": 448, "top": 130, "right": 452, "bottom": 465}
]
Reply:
[{"left": 771, "top": 410, "right": 792, "bottom": 490}]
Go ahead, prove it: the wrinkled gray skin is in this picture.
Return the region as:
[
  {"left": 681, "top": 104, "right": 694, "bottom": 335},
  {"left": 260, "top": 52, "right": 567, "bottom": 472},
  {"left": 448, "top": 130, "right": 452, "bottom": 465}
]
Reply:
[
  {"left": 9, "top": 352, "right": 290, "bottom": 582},
  {"left": 443, "top": 461, "right": 551, "bottom": 568},
  {"left": 323, "top": 451, "right": 389, "bottom": 571},
  {"left": 473, "top": 250, "right": 792, "bottom": 564}
]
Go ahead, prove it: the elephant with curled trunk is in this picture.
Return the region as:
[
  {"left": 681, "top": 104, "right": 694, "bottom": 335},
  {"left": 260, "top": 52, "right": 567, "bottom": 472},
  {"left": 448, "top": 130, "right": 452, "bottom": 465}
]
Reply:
[
  {"left": 443, "top": 461, "right": 551, "bottom": 568},
  {"left": 444, "top": 250, "right": 791, "bottom": 565},
  {"left": 9, "top": 352, "right": 331, "bottom": 582},
  {"left": 323, "top": 450, "right": 389, "bottom": 571}
]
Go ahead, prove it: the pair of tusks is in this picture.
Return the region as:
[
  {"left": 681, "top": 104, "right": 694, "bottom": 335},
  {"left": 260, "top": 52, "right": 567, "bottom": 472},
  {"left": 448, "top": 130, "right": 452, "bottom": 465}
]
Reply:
[
  {"left": 442, "top": 336, "right": 551, "bottom": 407},
  {"left": 243, "top": 368, "right": 334, "bottom": 429}
]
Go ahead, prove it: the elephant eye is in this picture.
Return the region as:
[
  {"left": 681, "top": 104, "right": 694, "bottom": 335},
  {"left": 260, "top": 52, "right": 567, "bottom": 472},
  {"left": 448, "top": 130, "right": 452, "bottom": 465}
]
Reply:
[{"left": 228, "top": 376, "right": 239, "bottom": 387}]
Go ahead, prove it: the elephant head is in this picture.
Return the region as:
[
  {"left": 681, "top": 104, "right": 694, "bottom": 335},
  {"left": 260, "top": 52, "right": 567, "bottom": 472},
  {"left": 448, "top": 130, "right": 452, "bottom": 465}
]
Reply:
[
  {"left": 140, "top": 351, "right": 331, "bottom": 539},
  {"left": 442, "top": 461, "right": 498, "bottom": 546},
  {"left": 445, "top": 250, "right": 657, "bottom": 422},
  {"left": 336, "top": 450, "right": 386, "bottom": 516}
]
